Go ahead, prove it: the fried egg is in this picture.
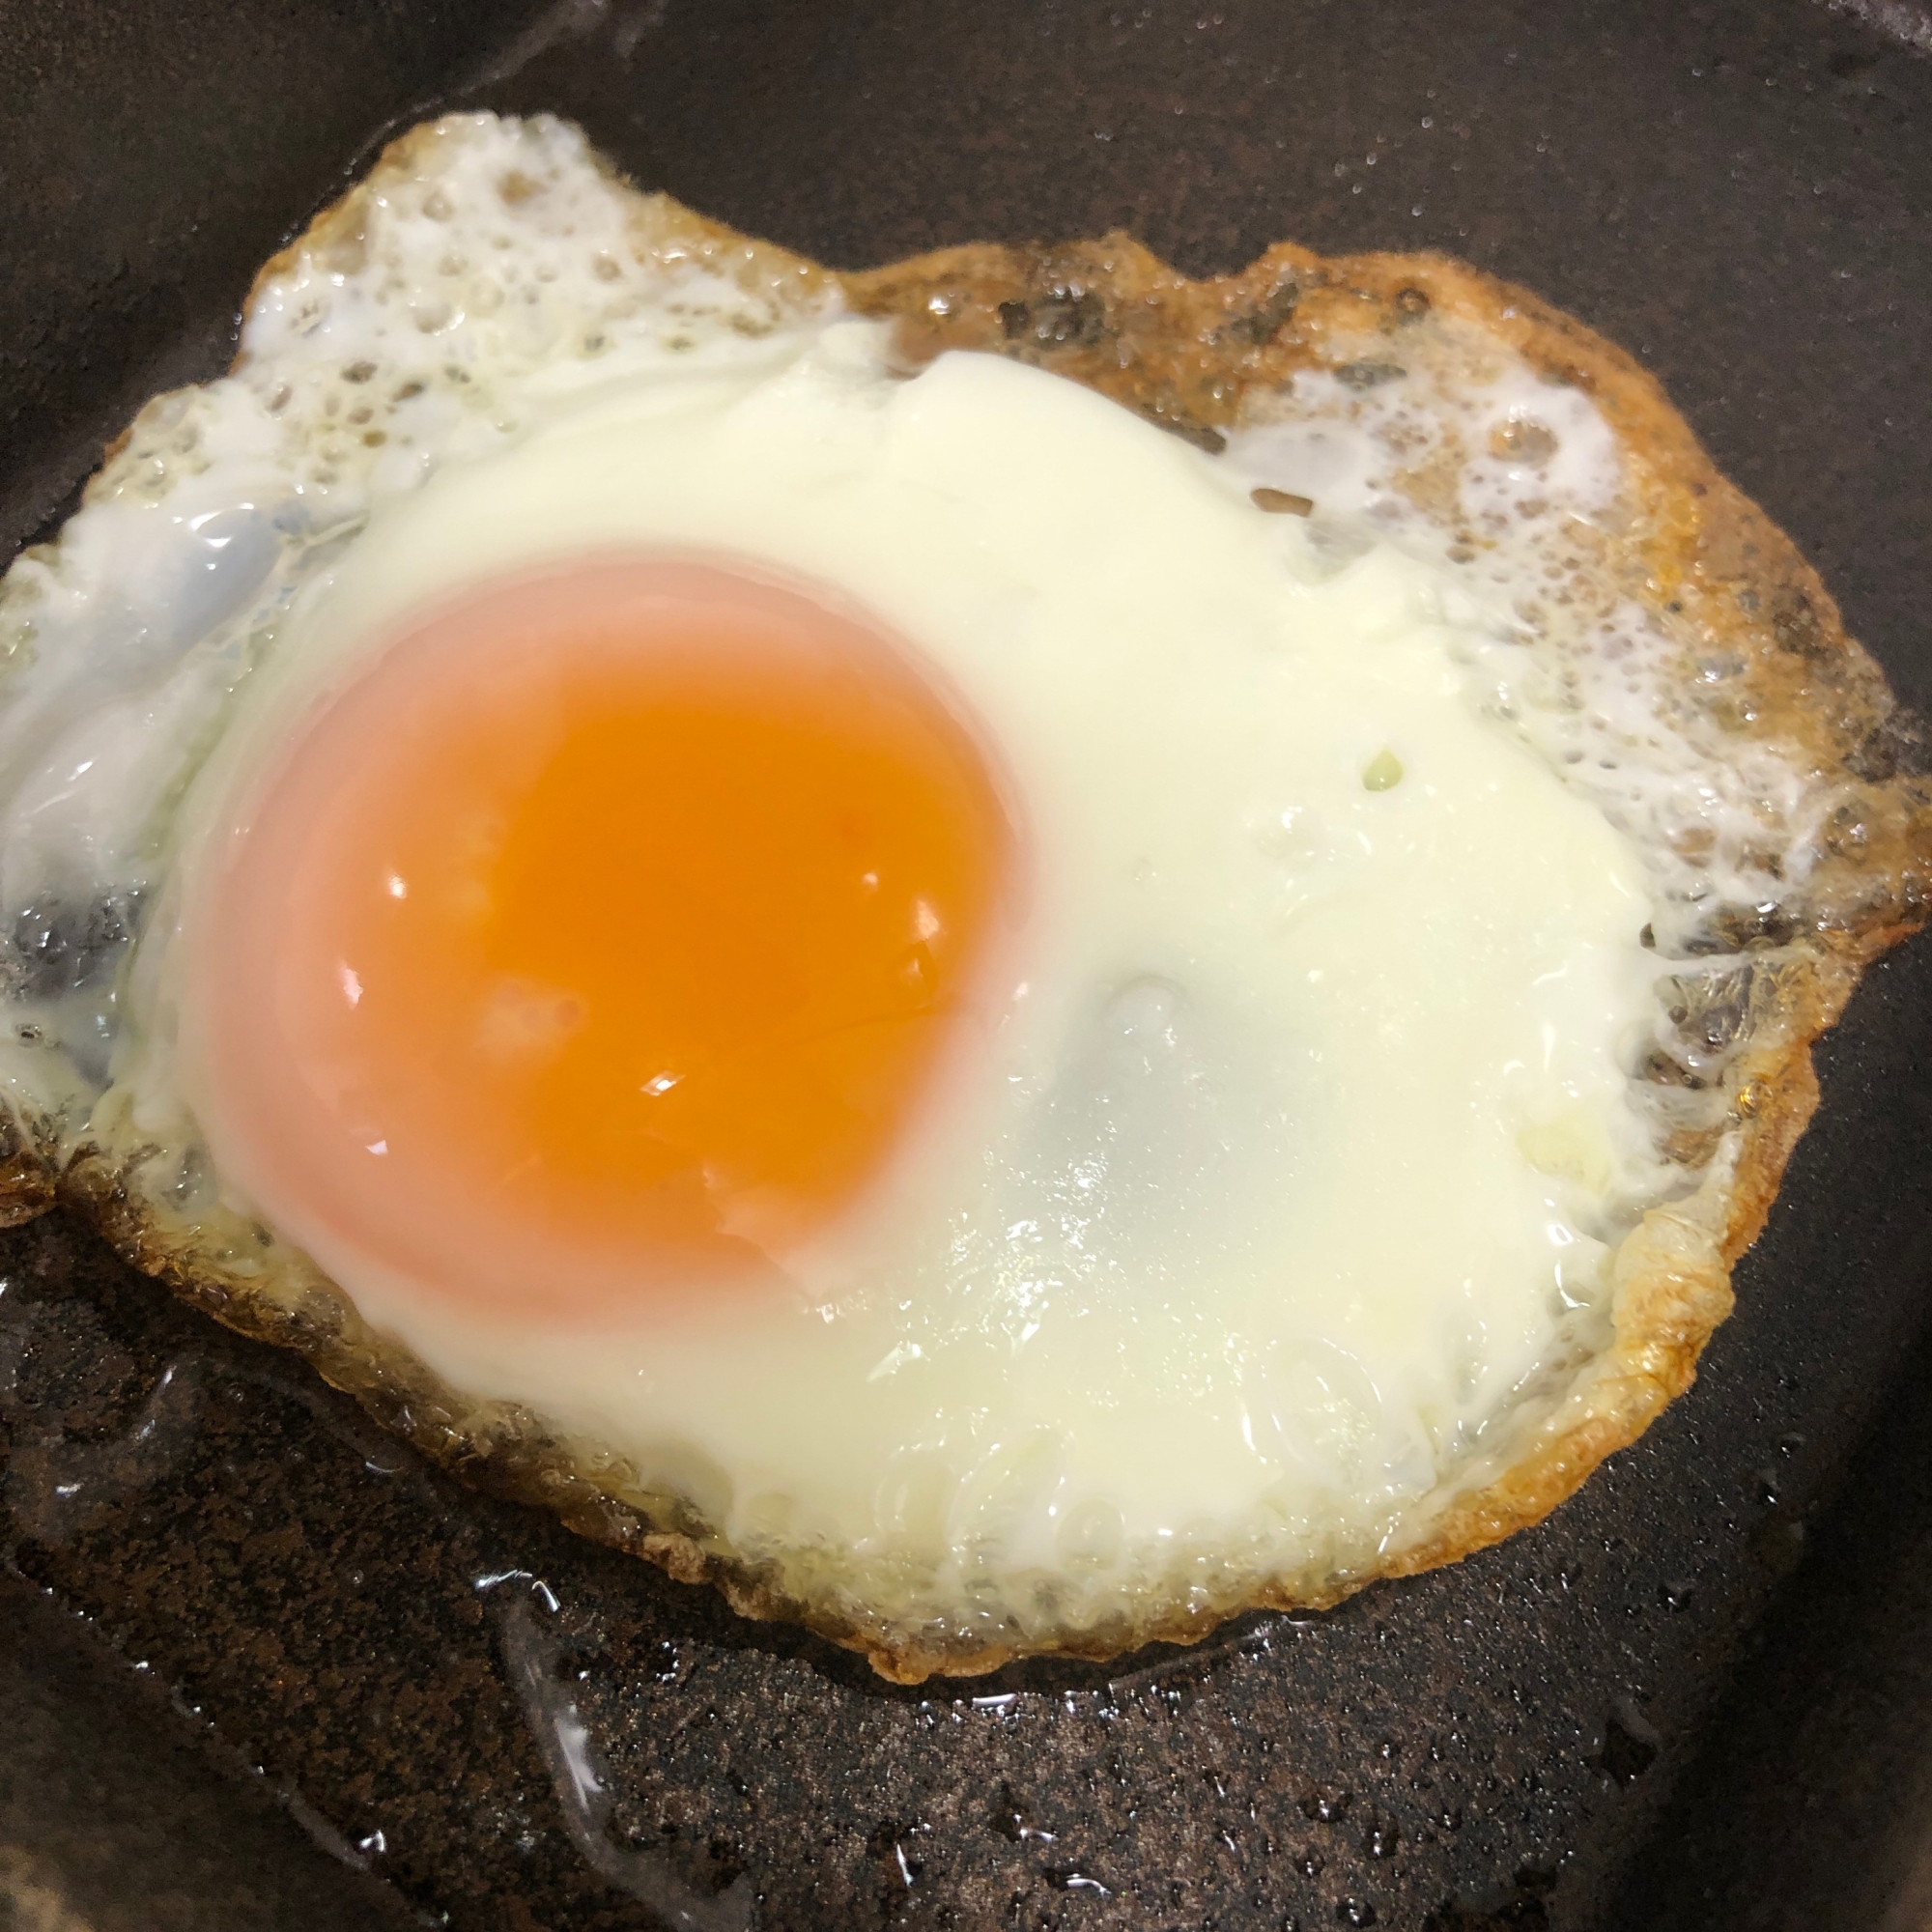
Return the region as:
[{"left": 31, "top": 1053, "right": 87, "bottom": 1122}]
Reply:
[{"left": 0, "top": 113, "right": 1918, "bottom": 1678}]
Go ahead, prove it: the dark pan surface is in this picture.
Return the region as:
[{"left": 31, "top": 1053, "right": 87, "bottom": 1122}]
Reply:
[
  {"left": 1613, "top": 1302, "right": 1932, "bottom": 1932},
  {"left": 1, "top": 3, "right": 1929, "bottom": 1927}
]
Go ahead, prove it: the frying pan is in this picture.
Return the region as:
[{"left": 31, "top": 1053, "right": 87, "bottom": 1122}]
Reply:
[{"left": 1, "top": 2, "right": 1929, "bottom": 1926}]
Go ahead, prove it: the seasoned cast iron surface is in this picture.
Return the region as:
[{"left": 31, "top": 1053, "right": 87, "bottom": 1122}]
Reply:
[
  {"left": 1, "top": 2, "right": 1929, "bottom": 1927},
  {"left": 1612, "top": 1298, "right": 1932, "bottom": 1932}
]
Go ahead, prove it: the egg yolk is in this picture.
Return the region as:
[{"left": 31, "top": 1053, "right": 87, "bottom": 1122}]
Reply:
[{"left": 194, "top": 557, "right": 1016, "bottom": 1321}]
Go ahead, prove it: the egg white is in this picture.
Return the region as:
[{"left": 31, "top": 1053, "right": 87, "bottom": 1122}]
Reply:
[
  {"left": 103, "top": 317, "right": 1660, "bottom": 1626},
  {"left": 0, "top": 114, "right": 1715, "bottom": 1649}
]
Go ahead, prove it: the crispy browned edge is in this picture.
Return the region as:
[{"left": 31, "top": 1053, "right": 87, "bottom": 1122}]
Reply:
[{"left": 3, "top": 127, "right": 1926, "bottom": 1682}]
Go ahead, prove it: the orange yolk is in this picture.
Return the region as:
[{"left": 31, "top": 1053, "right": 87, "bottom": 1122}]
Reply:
[{"left": 194, "top": 557, "right": 1015, "bottom": 1321}]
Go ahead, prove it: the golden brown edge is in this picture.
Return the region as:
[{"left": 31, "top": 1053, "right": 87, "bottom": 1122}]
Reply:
[{"left": 3, "top": 123, "right": 1925, "bottom": 1683}]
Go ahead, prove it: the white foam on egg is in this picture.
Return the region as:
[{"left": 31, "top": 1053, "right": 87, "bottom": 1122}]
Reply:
[
  {"left": 0, "top": 110, "right": 1784, "bottom": 1637},
  {"left": 1225, "top": 365, "right": 1817, "bottom": 948}
]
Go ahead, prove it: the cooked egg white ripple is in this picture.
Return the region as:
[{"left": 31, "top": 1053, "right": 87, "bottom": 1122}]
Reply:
[{"left": 0, "top": 114, "right": 1686, "bottom": 1634}]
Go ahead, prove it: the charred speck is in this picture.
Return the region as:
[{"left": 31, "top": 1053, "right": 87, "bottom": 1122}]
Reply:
[
  {"left": 1334, "top": 359, "right": 1406, "bottom": 390},
  {"left": 1144, "top": 410, "right": 1228, "bottom": 455},
  {"left": 1000, "top": 284, "right": 1107, "bottom": 349},
  {"left": 1394, "top": 285, "right": 1432, "bottom": 320},
  {"left": 1229, "top": 279, "right": 1300, "bottom": 345},
  {"left": 1768, "top": 584, "right": 1830, "bottom": 659},
  {"left": 1846, "top": 705, "right": 1931, "bottom": 782},
  {"left": 1636, "top": 1045, "right": 1708, "bottom": 1091},
  {"left": 1684, "top": 902, "right": 1800, "bottom": 953}
]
